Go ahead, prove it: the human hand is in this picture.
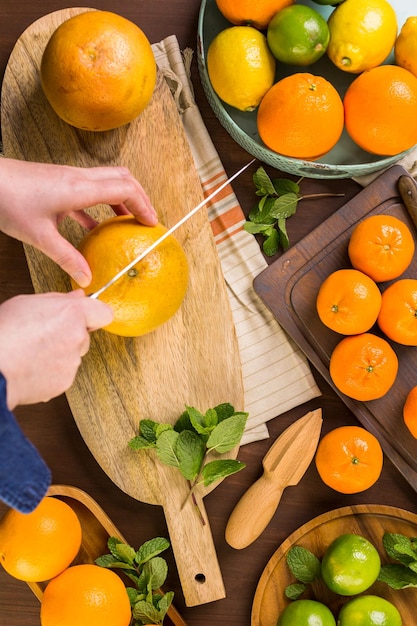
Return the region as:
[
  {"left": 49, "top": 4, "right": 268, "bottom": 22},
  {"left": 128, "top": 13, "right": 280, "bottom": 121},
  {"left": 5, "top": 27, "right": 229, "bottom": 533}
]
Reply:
[
  {"left": 0, "top": 158, "right": 158, "bottom": 287},
  {"left": 0, "top": 290, "right": 113, "bottom": 409}
]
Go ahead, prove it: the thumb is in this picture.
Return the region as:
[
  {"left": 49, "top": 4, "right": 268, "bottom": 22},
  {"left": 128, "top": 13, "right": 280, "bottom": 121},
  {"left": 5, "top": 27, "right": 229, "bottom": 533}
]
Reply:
[{"left": 40, "top": 232, "right": 92, "bottom": 288}]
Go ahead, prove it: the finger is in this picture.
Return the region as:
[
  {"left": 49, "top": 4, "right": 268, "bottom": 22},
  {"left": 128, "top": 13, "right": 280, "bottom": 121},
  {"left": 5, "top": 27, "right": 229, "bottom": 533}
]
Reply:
[
  {"left": 80, "top": 332, "right": 91, "bottom": 357},
  {"left": 82, "top": 297, "right": 114, "bottom": 332},
  {"left": 37, "top": 229, "right": 92, "bottom": 288},
  {"left": 68, "top": 209, "right": 99, "bottom": 230}
]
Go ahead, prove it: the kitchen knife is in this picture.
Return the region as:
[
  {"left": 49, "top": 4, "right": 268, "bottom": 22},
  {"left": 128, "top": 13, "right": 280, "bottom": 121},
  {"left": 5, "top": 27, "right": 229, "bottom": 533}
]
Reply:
[
  {"left": 225, "top": 409, "right": 323, "bottom": 550},
  {"left": 90, "top": 158, "right": 256, "bottom": 299},
  {"left": 398, "top": 174, "right": 417, "bottom": 230}
]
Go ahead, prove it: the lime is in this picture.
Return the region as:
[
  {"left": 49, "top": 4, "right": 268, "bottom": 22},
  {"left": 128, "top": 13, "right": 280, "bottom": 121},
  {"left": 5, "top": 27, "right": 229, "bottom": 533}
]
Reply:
[
  {"left": 267, "top": 4, "right": 330, "bottom": 66},
  {"left": 321, "top": 534, "right": 381, "bottom": 596},
  {"left": 277, "top": 599, "right": 336, "bottom": 626},
  {"left": 338, "top": 595, "right": 402, "bottom": 626},
  {"left": 207, "top": 26, "right": 276, "bottom": 111}
]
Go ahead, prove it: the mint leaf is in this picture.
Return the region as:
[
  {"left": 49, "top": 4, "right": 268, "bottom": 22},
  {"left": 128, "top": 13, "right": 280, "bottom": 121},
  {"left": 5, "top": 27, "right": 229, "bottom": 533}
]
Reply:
[
  {"left": 263, "top": 228, "right": 280, "bottom": 256},
  {"left": 132, "top": 600, "right": 161, "bottom": 624},
  {"left": 128, "top": 435, "right": 155, "bottom": 450},
  {"left": 378, "top": 563, "right": 417, "bottom": 589},
  {"left": 156, "top": 429, "right": 180, "bottom": 467},
  {"left": 286, "top": 546, "right": 321, "bottom": 584},
  {"left": 135, "top": 537, "right": 170, "bottom": 566},
  {"left": 277, "top": 217, "right": 290, "bottom": 250},
  {"left": 187, "top": 406, "right": 211, "bottom": 435},
  {"left": 249, "top": 197, "right": 280, "bottom": 225},
  {"left": 140, "top": 419, "right": 159, "bottom": 442},
  {"left": 253, "top": 166, "right": 276, "bottom": 196},
  {"left": 285, "top": 582, "right": 306, "bottom": 600},
  {"left": 244, "top": 221, "right": 275, "bottom": 235},
  {"left": 272, "top": 178, "right": 300, "bottom": 195},
  {"left": 142, "top": 556, "right": 168, "bottom": 590},
  {"left": 207, "top": 412, "right": 248, "bottom": 453},
  {"left": 176, "top": 430, "right": 205, "bottom": 480},
  {"left": 383, "top": 533, "right": 417, "bottom": 564},
  {"left": 269, "top": 193, "right": 298, "bottom": 219},
  {"left": 201, "top": 459, "right": 245, "bottom": 486},
  {"left": 214, "top": 403, "right": 235, "bottom": 423}
]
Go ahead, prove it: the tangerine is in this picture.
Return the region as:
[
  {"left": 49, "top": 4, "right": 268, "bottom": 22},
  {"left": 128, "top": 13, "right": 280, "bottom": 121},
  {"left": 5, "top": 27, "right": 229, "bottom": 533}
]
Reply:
[
  {"left": 343, "top": 65, "right": 417, "bottom": 156},
  {"left": 329, "top": 333, "right": 398, "bottom": 401},
  {"left": 403, "top": 386, "right": 417, "bottom": 438},
  {"left": 377, "top": 279, "right": 417, "bottom": 346},
  {"left": 316, "top": 269, "right": 382, "bottom": 335},
  {"left": 40, "top": 10, "right": 156, "bottom": 131},
  {"left": 0, "top": 496, "right": 82, "bottom": 582},
  {"left": 315, "top": 425, "right": 384, "bottom": 493},
  {"left": 257, "top": 73, "right": 344, "bottom": 160},
  {"left": 395, "top": 17, "right": 417, "bottom": 79},
  {"left": 40, "top": 563, "right": 131, "bottom": 626},
  {"left": 71, "top": 216, "right": 189, "bottom": 337},
  {"left": 348, "top": 214, "right": 415, "bottom": 283},
  {"left": 215, "top": 0, "right": 294, "bottom": 30}
]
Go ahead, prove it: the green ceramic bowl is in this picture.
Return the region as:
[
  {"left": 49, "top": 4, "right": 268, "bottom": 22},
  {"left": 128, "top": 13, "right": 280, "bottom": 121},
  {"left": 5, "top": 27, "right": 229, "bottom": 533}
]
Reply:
[{"left": 197, "top": 0, "right": 416, "bottom": 179}]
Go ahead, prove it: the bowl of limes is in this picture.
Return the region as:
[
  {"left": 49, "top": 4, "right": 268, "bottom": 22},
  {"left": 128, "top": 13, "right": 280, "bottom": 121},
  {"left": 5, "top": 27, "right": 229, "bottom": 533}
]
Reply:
[{"left": 197, "top": 0, "right": 417, "bottom": 179}]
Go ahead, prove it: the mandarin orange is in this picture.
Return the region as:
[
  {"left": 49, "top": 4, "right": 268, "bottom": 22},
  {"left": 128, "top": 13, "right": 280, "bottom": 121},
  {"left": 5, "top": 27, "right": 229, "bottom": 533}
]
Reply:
[
  {"left": 343, "top": 65, "right": 417, "bottom": 155},
  {"left": 257, "top": 73, "right": 344, "bottom": 160},
  {"left": 329, "top": 333, "right": 398, "bottom": 401},
  {"left": 377, "top": 278, "right": 417, "bottom": 346},
  {"left": 403, "top": 386, "right": 417, "bottom": 438},
  {"left": 315, "top": 425, "right": 383, "bottom": 494},
  {"left": 215, "top": 0, "right": 294, "bottom": 30},
  {"left": 348, "top": 214, "right": 415, "bottom": 283}
]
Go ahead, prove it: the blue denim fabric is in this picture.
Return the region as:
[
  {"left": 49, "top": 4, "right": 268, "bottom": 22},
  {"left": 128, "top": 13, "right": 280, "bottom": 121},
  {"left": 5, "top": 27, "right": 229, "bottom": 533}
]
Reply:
[{"left": 0, "top": 373, "right": 51, "bottom": 512}]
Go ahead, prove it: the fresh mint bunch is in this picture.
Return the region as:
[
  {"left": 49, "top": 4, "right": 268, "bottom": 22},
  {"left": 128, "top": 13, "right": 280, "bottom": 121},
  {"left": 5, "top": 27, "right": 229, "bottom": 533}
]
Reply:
[
  {"left": 96, "top": 536, "right": 173, "bottom": 625},
  {"left": 129, "top": 403, "right": 247, "bottom": 520},
  {"left": 378, "top": 533, "right": 417, "bottom": 589},
  {"left": 244, "top": 166, "right": 344, "bottom": 256},
  {"left": 284, "top": 546, "right": 321, "bottom": 599}
]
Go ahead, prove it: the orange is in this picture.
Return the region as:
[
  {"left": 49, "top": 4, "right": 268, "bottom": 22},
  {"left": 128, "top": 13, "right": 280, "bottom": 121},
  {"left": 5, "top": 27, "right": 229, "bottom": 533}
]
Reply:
[
  {"left": 403, "top": 386, "right": 417, "bottom": 438},
  {"left": 348, "top": 214, "right": 415, "bottom": 283},
  {"left": 395, "top": 17, "right": 417, "bottom": 79},
  {"left": 343, "top": 65, "right": 417, "bottom": 156},
  {"left": 329, "top": 333, "right": 398, "bottom": 401},
  {"left": 40, "top": 10, "right": 156, "bottom": 131},
  {"left": 377, "top": 279, "right": 417, "bottom": 346},
  {"left": 0, "top": 496, "right": 82, "bottom": 582},
  {"left": 315, "top": 425, "right": 384, "bottom": 493},
  {"left": 71, "top": 216, "right": 189, "bottom": 337},
  {"left": 40, "top": 563, "right": 131, "bottom": 626},
  {"left": 257, "top": 73, "right": 344, "bottom": 160},
  {"left": 215, "top": 0, "right": 294, "bottom": 30},
  {"left": 316, "top": 269, "right": 382, "bottom": 335}
]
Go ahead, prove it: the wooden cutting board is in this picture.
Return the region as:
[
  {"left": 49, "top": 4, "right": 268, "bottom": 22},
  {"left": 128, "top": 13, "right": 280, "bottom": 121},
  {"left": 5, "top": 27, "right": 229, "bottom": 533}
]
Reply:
[
  {"left": 1, "top": 7, "right": 244, "bottom": 606},
  {"left": 253, "top": 165, "right": 417, "bottom": 494},
  {"left": 252, "top": 504, "right": 417, "bottom": 625}
]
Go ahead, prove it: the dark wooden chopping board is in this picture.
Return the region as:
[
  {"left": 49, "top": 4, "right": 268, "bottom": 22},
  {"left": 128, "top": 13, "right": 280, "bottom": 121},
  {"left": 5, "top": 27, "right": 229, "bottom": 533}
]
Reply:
[
  {"left": 254, "top": 165, "right": 417, "bottom": 493},
  {"left": 0, "top": 7, "right": 244, "bottom": 606}
]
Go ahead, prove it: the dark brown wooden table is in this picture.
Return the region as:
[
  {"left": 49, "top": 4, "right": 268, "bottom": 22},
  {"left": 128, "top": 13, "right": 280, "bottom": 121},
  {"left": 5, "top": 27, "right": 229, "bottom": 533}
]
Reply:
[{"left": 1, "top": 2, "right": 417, "bottom": 625}]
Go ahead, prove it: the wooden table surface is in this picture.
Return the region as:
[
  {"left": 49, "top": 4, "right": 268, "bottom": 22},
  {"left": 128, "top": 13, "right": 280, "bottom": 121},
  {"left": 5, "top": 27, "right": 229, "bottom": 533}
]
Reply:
[{"left": 1, "top": 2, "right": 417, "bottom": 626}]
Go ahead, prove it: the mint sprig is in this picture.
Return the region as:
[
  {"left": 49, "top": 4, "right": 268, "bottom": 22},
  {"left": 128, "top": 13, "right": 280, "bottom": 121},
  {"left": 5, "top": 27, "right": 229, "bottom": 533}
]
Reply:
[
  {"left": 377, "top": 532, "right": 417, "bottom": 589},
  {"left": 96, "top": 536, "right": 173, "bottom": 626},
  {"left": 129, "top": 404, "right": 247, "bottom": 522},
  {"left": 284, "top": 545, "right": 321, "bottom": 599},
  {"left": 244, "top": 166, "right": 344, "bottom": 256}
]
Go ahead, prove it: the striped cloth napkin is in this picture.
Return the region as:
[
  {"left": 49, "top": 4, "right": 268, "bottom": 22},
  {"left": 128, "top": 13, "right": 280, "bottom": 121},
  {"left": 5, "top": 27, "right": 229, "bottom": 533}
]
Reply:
[{"left": 152, "top": 36, "right": 321, "bottom": 445}]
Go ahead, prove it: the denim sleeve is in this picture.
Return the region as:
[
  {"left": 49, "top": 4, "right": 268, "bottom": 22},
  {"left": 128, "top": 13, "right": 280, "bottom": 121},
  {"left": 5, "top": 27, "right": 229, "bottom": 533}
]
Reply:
[{"left": 0, "top": 372, "right": 51, "bottom": 513}]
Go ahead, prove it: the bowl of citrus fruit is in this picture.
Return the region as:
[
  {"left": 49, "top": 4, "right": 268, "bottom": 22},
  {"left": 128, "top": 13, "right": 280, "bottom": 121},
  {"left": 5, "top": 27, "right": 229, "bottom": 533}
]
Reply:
[{"left": 197, "top": 0, "right": 417, "bottom": 179}]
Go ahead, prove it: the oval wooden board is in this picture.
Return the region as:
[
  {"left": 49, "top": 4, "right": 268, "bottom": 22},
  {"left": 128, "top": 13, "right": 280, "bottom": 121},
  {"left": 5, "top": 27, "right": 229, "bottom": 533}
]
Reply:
[
  {"left": 27, "top": 485, "right": 187, "bottom": 626},
  {"left": 252, "top": 504, "right": 417, "bottom": 626},
  {"left": 1, "top": 7, "right": 244, "bottom": 606}
]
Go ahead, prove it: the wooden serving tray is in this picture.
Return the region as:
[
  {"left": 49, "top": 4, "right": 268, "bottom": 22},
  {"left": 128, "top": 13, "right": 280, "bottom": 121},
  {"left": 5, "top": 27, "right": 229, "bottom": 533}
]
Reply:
[
  {"left": 27, "top": 485, "right": 187, "bottom": 626},
  {"left": 254, "top": 165, "right": 417, "bottom": 492},
  {"left": 252, "top": 504, "right": 417, "bottom": 626}
]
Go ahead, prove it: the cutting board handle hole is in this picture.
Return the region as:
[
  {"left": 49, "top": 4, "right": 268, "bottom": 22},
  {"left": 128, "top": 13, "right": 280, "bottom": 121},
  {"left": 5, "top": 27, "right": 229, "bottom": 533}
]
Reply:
[{"left": 194, "top": 573, "right": 206, "bottom": 584}]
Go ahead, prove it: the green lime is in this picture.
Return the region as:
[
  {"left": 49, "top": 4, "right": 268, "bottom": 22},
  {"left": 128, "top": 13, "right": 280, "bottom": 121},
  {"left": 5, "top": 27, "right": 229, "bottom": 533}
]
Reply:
[
  {"left": 338, "top": 595, "right": 403, "bottom": 626},
  {"left": 321, "top": 534, "right": 381, "bottom": 596},
  {"left": 277, "top": 599, "right": 336, "bottom": 626},
  {"left": 267, "top": 4, "right": 330, "bottom": 66}
]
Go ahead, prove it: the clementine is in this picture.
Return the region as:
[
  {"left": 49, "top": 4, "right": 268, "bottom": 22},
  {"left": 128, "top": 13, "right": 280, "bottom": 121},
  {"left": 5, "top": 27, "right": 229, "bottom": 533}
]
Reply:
[
  {"left": 343, "top": 65, "right": 417, "bottom": 156},
  {"left": 403, "top": 386, "right": 417, "bottom": 438},
  {"left": 348, "top": 214, "right": 415, "bottom": 283},
  {"left": 40, "top": 10, "right": 156, "bottom": 131},
  {"left": 316, "top": 269, "right": 382, "bottom": 335},
  {"left": 257, "top": 73, "right": 344, "bottom": 160},
  {"left": 71, "top": 216, "right": 189, "bottom": 337},
  {"left": 329, "top": 333, "right": 398, "bottom": 401},
  {"left": 40, "top": 563, "right": 131, "bottom": 626},
  {"left": 377, "top": 279, "right": 417, "bottom": 346},
  {"left": 215, "top": 0, "right": 294, "bottom": 30},
  {"left": 0, "top": 496, "right": 82, "bottom": 582},
  {"left": 315, "top": 425, "right": 383, "bottom": 493}
]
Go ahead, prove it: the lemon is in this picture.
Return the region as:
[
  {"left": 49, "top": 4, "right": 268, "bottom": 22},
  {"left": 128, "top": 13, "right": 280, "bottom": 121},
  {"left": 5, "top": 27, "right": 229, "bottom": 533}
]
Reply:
[
  {"left": 207, "top": 26, "right": 276, "bottom": 111},
  {"left": 327, "top": 0, "right": 398, "bottom": 73},
  {"left": 395, "top": 17, "right": 417, "bottom": 79},
  {"left": 267, "top": 4, "right": 329, "bottom": 66}
]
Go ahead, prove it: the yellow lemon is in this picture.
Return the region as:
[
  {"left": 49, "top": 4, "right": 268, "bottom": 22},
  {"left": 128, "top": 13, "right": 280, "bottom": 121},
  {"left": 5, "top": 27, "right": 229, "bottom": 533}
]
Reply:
[
  {"left": 327, "top": 0, "right": 397, "bottom": 73},
  {"left": 207, "top": 26, "right": 276, "bottom": 111},
  {"left": 395, "top": 16, "right": 417, "bottom": 79}
]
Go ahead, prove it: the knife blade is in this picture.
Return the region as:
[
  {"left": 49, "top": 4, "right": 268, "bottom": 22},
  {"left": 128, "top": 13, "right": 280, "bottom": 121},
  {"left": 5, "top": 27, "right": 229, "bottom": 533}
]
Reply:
[
  {"left": 225, "top": 409, "right": 323, "bottom": 550},
  {"left": 89, "top": 158, "right": 256, "bottom": 299},
  {"left": 398, "top": 174, "right": 417, "bottom": 231}
]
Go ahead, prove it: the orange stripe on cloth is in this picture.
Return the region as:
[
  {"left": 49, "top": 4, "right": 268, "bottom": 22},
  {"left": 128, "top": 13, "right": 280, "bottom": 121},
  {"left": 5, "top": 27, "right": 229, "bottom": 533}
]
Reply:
[
  {"left": 202, "top": 171, "right": 237, "bottom": 206},
  {"left": 210, "top": 204, "right": 245, "bottom": 237},
  {"left": 215, "top": 223, "right": 245, "bottom": 245}
]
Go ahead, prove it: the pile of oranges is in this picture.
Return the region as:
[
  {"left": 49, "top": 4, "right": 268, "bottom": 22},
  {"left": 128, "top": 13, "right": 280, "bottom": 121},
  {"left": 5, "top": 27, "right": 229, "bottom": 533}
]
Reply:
[
  {"left": 208, "top": 0, "right": 417, "bottom": 160},
  {"left": 0, "top": 496, "right": 131, "bottom": 626}
]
